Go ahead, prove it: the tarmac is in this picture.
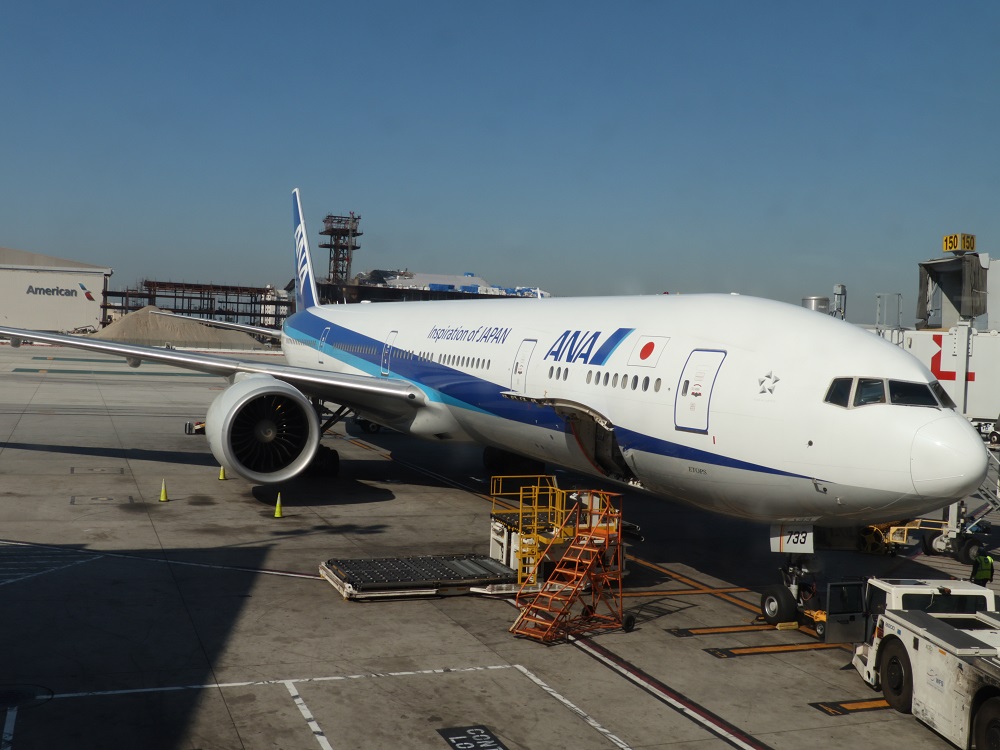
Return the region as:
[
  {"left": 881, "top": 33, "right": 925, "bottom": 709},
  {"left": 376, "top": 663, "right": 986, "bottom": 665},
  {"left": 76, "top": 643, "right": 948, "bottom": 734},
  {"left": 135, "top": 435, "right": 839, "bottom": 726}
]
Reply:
[{"left": 0, "top": 343, "right": 984, "bottom": 750}]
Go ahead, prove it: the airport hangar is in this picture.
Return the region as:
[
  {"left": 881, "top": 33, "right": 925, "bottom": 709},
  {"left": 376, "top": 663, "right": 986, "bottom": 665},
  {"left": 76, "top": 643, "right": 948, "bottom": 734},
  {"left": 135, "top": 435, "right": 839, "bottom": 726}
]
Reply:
[{"left": 0, "top": 246, "right": 111, "bottom": 333}]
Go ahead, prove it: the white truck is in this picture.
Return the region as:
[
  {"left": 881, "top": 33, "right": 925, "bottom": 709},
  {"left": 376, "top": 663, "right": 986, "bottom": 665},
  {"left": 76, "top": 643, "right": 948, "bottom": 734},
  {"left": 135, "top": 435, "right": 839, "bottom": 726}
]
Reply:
[{"left": 829, "top": 578, "right": 1000, "bottom": 749}]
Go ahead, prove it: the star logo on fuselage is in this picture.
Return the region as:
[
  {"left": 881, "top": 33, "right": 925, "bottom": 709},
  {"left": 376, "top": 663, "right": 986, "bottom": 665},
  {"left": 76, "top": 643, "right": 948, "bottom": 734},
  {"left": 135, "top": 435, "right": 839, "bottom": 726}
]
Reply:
[{"left": 759, "top": 371, "right": 779, "bottom": 394}]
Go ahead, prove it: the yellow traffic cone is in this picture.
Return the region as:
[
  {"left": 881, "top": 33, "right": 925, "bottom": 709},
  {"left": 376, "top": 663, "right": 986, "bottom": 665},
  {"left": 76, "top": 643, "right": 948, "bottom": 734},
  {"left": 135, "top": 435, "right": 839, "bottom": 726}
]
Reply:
[
  {"left": 218, "top": 466, "right": 226, "bottom": 480},
  {"left": 274, "top": 493, "right": 283, "bottom": 518},
  {"left": 159, "top": 479, "right": 169, "bottom": 502}
]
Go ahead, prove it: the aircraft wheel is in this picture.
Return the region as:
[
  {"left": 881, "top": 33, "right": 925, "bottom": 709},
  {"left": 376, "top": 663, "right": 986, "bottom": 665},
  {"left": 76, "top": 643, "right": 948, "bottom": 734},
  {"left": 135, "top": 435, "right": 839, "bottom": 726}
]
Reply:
[
  {"left": 622, "top": 614, "right": 636, "bottom": 632},
  {"left": 761, "top": 585, "right": 797, "bottom": 625},
  {"left": 990, "top": 431, "right": 1000, "bottom": 446},
  {"left": 921, "top": 532, "right": 942, "bottom": 556},
  {"left": 879, "top": 639, "right": 913, "bottom": 714},
  {"left": 957, "top": 537, "right": 981, "bottom": 565},
  {"left": 309, "top": 446, "right": 340, "bottom": 477},
  {"left": 974, "top": 696, "right": 1000, "bottom": 750}
]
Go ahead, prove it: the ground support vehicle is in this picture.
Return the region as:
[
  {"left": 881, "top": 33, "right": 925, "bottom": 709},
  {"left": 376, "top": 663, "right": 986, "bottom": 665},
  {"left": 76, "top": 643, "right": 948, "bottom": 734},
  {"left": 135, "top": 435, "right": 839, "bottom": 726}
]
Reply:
[{"left": 832, "top": 578, "right": 1000, "bottom": 748}]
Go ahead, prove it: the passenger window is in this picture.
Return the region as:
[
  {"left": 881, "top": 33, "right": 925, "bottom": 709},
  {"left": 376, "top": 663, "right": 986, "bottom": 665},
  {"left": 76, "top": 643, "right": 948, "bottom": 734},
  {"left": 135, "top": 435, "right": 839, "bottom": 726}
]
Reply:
[
  {"left": 824, "top": 378, "right": 853, "bottom": 408},
  {"left": 853, "top": 378, "right": 885, "bottom": 406}
]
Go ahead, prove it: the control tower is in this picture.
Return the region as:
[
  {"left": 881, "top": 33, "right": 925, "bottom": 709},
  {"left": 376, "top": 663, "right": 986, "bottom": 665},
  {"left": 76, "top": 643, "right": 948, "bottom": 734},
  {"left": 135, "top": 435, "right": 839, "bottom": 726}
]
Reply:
[{"left": 318, "top": 212, "right": 362, "bottom": 284}]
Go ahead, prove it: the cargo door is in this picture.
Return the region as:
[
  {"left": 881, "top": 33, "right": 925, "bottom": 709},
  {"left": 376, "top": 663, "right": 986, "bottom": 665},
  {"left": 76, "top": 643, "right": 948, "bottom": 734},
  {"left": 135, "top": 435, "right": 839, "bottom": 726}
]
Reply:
[
  {"left": 674, "top": 349, "right": 726, "bottom": 433},
  {"left": 318, "top": 327, "right": 331, "bottom": 365},
  {"left": 824, "top": 581, "right": 867, "bottom": 644},
  {"left": 381, "top": 330, "right": 398, "bottom": 376},
  {"left": 511, "top": 339, "right": 536, "bottom": 393}
]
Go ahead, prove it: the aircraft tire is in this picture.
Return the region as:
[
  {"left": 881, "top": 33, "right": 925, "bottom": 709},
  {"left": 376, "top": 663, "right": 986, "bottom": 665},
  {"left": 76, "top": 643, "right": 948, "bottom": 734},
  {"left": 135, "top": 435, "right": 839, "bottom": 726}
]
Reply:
[
  {"left": 958, "top": 537, "right": 982, "bottom": 565},
  {"left": 760, "top": 585, "right": 797, "bottom": 625},
  {"left": 920, "top": 532, "right": 941, "bottom": 556},
  {"left": 358, "top": 419, "right": 381, "bottom": 434},
  {"left": 308, "top": 446, "right": 340, "bottom": 477},
  {"left": 622, "top": 614, "right": 636, "bottom": 632},
  {"left": 879, "top": 639, "right": 913, "bottom": 714}
]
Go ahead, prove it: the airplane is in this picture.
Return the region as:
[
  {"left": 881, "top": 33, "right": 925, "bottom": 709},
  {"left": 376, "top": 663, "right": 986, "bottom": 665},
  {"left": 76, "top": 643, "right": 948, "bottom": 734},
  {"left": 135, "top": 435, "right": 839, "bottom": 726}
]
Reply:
[{"left": 0, "top": 189, "right": 989, "bottom": 622}]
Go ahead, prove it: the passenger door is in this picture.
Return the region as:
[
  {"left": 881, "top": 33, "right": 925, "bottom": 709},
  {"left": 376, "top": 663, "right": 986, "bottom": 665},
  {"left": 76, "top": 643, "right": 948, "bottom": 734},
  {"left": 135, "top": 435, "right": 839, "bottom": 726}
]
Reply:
[
  {"left": 674, "top": 349, "right": 726, "bottom": 433},
  {"left": 318, "top": 327, "right": 331, "bottom": 365},
  {"left": 380, "top": 331, "right": 398, "bottom": 376},
  {"left": 511, "top": 339, "right": 536, "bottom": 393}
]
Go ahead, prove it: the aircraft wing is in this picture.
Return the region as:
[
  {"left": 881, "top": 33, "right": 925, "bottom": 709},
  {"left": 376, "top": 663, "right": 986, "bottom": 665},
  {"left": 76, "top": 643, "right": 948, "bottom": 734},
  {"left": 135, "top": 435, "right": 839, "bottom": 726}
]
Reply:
[
  {"left": 0, "top": 325, "right": 427, "bottom": 420},
  {"left": 151, "top": 310, "right": 282, "bottom": 340}
]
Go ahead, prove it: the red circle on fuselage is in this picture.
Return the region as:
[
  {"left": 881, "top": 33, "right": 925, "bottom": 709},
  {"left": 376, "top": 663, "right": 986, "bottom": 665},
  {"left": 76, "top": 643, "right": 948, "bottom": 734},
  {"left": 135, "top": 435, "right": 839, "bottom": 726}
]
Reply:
[{"left": 640, "top": 342, "right": 655, "bottom": 360}]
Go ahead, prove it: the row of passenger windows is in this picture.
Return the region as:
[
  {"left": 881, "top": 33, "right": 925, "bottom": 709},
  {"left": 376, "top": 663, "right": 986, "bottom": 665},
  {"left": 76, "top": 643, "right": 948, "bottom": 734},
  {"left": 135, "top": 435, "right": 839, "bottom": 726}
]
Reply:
[
  {"left": 440, "top": 353, "right": 491, "bottom": 370},
  {"left": 336, "top": 342, "right": 490, "bottom": 370},
  {"left": 824, "top": 377, "right": 955, "bottom": 409},
  {"left": 547, "top": 365, "right": 663, "bottom": 393}
]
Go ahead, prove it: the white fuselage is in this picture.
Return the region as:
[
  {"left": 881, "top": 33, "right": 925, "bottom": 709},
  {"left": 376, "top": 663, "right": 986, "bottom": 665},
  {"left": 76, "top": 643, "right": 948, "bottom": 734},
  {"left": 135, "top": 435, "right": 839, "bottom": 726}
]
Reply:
[{"left": 281, "top": 293, "right": 987, "bottom": 526}]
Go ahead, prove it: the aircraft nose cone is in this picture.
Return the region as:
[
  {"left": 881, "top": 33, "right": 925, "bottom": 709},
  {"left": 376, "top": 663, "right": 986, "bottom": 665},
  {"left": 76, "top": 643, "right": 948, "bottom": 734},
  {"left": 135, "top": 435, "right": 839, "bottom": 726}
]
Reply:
[{"left": 911, "top": 416, "right": 988, "bottom": 499}]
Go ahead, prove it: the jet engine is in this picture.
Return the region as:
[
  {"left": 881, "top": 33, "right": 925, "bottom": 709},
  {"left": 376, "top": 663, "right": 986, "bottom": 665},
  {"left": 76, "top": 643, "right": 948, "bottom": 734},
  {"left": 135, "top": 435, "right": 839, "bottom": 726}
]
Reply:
[{"left": 205, "top": 374, "right": 320, "bottom": 484}]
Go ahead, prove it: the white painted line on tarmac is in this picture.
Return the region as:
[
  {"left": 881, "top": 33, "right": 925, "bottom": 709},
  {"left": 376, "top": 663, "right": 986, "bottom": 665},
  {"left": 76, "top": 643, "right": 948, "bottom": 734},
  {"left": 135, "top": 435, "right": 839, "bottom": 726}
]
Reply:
[
  {"left": 283, "top": 681, "right": 334, "bottom": 750},
  {"left": 50, "top": 664, "right": 517, "bottom": 699},
  {"left": 0, "top": 555, "right": 101, "bottom": 587},
  {"left": 2, "top": 706, "right": 17, "bottom": 750},
  {"left": 513, "top": 664, "right": 631, "bottom": 749},
  {"left": 571, "top": 636, "right": 773, "bottom": 750},
  {"left": 0, "top": 540, "right": 321, "bottom": 580}
]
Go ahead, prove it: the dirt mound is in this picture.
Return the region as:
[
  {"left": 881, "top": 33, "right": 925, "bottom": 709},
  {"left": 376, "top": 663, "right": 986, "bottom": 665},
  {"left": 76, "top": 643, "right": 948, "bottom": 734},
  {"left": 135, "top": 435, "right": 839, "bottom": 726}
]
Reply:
[{"left": 91, "top": 306, "right": 266, "bottom": 350}]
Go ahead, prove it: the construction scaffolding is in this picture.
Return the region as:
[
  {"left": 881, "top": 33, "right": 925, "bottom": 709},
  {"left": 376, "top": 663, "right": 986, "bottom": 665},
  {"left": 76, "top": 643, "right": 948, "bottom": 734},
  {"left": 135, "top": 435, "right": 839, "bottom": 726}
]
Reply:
[
  {"left": 318, "top": 212, "right": 362, "bottom": 284},
  {"left": 102, "top": 280, "right": 290, "bottom": 330}
]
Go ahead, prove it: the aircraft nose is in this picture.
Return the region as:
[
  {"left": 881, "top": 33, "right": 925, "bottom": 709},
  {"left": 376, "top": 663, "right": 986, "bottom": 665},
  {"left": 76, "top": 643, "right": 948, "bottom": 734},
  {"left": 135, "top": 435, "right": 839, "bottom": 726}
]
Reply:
[{"left": 911, "top": 416, "right": 989, "bottom": 499}]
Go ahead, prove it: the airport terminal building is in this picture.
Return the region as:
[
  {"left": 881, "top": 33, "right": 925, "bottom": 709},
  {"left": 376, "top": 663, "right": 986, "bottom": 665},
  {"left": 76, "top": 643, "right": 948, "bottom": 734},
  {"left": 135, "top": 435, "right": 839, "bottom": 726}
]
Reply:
[{"left": 0, "top": 246, "right": 112, "bottom": 332}]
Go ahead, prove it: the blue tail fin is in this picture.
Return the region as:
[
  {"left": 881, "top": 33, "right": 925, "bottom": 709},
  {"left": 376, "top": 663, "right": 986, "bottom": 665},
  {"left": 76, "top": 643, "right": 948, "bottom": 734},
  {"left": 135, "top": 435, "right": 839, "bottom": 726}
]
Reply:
[{"left": 292, "top": 188, "right": 319, "bottom": 310}]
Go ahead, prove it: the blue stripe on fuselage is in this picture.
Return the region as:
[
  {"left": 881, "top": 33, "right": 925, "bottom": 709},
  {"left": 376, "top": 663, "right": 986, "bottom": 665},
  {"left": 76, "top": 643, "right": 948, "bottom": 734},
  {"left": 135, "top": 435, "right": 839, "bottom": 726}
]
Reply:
[
  {"left": 589, "top": 327, "right": 634, "bottom": 366},
  {"left": 616, "top": 426, "right": 811, "bottom": 479},
  {"left": 283, "top": 311, "right": 804, "bottom": 480}
]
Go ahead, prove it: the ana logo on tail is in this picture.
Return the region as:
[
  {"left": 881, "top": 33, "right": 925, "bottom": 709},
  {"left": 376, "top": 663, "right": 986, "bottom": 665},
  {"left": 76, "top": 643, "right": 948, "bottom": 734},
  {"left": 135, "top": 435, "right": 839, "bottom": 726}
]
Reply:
[{"left": 292, "top": 189, "right": 318, "bottom": 309}]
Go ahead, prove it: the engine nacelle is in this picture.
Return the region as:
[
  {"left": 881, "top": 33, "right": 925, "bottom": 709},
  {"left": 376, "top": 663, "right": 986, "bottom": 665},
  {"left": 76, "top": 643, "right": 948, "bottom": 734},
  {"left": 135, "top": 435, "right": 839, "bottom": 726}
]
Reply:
[{"left": 205, "top": 374, "right": 320, "bottom": 484}]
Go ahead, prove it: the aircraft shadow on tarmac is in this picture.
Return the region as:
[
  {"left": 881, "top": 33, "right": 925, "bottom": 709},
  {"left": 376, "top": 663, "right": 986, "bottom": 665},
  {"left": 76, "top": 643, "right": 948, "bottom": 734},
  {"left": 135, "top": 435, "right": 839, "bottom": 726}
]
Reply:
[
  {"left": 0, "top": 441, "right": 218, "bottom": 467},
  {"left": 0, "top": 543, "right": 279, "bottom": 750}
]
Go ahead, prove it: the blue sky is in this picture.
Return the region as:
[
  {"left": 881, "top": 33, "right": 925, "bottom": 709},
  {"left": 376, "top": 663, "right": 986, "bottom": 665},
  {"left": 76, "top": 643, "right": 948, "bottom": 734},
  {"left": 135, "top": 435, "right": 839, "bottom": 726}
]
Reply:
[{"left": 1, "top": 2, "right": 997, "bottom": 323}]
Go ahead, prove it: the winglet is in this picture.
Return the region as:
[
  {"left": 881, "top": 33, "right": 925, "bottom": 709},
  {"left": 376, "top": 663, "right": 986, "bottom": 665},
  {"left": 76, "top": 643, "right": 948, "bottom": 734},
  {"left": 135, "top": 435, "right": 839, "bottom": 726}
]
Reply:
[{"left": 292, "top": 189, "right": 319, "bottom": 310}]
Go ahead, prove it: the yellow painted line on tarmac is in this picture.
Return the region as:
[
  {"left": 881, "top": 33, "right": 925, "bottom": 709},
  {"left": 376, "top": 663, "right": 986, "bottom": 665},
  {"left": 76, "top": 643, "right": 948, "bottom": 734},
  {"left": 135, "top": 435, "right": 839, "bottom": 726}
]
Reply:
[
  {"left": 627, "top": 556, "right": 760, "bottom": 613},
  {"left": 810, "top": 698, "right": 890, "bottom": 716},
  {"left": 706, "top": 642, "right": 847, "bottom": 659},
  {"left": 668, "top": 624, "right": 775, "bottom": 637}
]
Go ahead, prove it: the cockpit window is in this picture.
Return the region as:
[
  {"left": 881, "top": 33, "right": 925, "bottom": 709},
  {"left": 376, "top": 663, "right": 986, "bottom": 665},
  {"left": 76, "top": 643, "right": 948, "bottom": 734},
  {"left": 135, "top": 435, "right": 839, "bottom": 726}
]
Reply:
[
  {"left": 889, "top": 381, "right": 939, "bottom": 407},
  {"left": 854, "top": 378, "right": 886, "bottom": 406},
  {"left": 824, "top": 378, "right": 853, "bottom": 408},
  {"left": 930, "top": 381, "right": 957, "bottom": 409}
]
